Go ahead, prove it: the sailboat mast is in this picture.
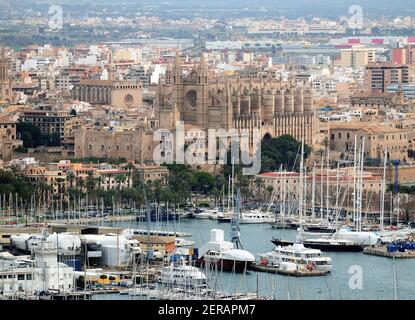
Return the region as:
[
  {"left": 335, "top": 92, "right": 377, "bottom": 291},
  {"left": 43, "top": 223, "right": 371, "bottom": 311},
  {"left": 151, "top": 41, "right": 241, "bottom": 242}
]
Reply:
[
  {"left": 311, "top": 163, "right": 316, "bottom": 220},
  {"left": 227, "top": 176, "right": 231, "bottom": 212},
  {"left": 231, "top": 157, "right": 235, "bottom": 212},
  {"left": 358, "top": 137, "right": 365, "bottom": 232},
  {"left": 326, "top": 147, "right": 330, "bottom": 224},
  {"left": 320, "top": 152, "right": 324, "bottom": 221},
  {"left": 380, "top": 147, "right": 387, "bottom": 232},
  {"left": 298, "top": 140, "right": 304, "bottom": 230}
]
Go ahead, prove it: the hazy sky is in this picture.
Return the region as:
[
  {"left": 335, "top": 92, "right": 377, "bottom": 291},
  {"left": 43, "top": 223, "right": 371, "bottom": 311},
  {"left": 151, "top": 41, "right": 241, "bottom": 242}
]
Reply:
[{"left": 2, "top": 0, "right": 415, "bottom": 18}]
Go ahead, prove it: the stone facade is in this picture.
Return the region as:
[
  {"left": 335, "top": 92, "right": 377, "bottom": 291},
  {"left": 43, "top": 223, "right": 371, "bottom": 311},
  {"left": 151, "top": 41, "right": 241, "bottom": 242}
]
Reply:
[
  {"left": 74, "top": 127, "right": 155, "bottom": 163},
  {"left": 156, "top": 52, "right": 317, "bottom": 146},
  {"left": 0, "top": 116, "right": 23, "bottom": 161},
  {"left": 329, "top": 122, "right": 413, "bottom": 163},
  {"left": 71, "top": 79, "right": 142, "bottom": 109}
]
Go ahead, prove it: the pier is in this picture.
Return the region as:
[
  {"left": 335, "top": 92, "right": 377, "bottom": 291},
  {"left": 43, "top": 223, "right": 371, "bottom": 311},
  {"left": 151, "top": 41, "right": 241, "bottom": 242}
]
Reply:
[{"left": 363, "top": 246, "right": 415, "bottom": 259}]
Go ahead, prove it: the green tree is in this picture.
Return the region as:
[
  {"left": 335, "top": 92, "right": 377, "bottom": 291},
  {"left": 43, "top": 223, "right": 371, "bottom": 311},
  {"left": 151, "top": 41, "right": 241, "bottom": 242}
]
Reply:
[
  {"left": 67, "top": 172, "right": 75, "bottom": 189},
  {"left": 260, "top": 135, "right": 311, "bottom": 172},
  {"left": 86, "top": 171, "right": 97, "bottom": 193},
  {"left": 115, "top": 173, "right": 127, "bottom": 191},
  {"left": 21, "top": 131, "right": 34, "bottom": 148},
  {"left": 17, "top": 122, "right": 42, "bottom": 147}
]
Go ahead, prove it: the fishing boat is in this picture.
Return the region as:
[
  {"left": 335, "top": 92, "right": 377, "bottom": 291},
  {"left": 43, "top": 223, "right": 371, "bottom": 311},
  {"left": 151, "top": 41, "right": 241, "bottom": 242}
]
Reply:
[{"left": 195, "top": 229, "right": 255, "bottom": 272}]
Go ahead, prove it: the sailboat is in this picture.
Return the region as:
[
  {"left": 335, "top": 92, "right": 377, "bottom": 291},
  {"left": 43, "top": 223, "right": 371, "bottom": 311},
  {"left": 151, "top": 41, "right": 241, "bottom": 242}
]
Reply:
[
  {"left": 217, "top": 160, "right": 235, "bottom": 223},
  {"left": 375, "top": 147, "right": 413, "bottom": 243},
  {"left": 264, "top": 140, "right": 333, "bottom": 268}
]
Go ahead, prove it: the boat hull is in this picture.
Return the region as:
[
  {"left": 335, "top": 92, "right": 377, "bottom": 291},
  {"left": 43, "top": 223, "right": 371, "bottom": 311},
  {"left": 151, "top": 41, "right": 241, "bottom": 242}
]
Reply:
[
  {"left": 195, "top": 258, "right": 252, "bottom": 273},
  {"left": 271, "top": 239, "right": 364, "bottom": 252}
]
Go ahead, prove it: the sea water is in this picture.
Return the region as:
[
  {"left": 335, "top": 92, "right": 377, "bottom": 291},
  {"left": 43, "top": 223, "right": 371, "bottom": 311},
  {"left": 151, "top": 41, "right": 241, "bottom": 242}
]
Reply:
[{"left": 95, "top": 218, "right": 415, "bottom": 300}]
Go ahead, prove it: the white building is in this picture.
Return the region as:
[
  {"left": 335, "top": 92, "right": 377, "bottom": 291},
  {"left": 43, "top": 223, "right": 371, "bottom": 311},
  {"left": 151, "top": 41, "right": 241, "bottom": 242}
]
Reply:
[
  {"left": 81, "top": 234, "right": 140, "bottom": 267},
  {"left": 0, "top": 244, "right": 75, "bottom": 296}
]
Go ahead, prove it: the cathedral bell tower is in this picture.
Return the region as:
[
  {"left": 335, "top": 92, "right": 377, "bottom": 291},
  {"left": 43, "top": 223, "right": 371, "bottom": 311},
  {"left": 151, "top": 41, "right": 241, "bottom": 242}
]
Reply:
[
  {"left": 196, "top": 52, "right": 209, "bottom": 128},
  {"left": 172, "top": 50, "right": 183, "bottom": 120},
  {"left": 0, "top": 48, "right": 12, "bottom": 102}
]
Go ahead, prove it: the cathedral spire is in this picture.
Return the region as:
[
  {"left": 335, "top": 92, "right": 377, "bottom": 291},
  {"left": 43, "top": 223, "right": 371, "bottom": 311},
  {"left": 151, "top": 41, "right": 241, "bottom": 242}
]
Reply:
[
  {"left": 173, "top": 49, "right": 182, "bottom": 84},
  {"left": 0, "top": 48, "right": 5, "bottom": 62},
  {"left": 199, "top": 52, "right": 206, "bottom": 70},
  {"left": 174, "top": 49, "right": 181, "bottom": 72}
]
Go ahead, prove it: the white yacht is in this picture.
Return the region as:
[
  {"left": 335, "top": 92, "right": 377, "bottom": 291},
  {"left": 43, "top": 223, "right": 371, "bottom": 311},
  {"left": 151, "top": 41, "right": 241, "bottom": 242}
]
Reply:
[
  {"left": 259, "top": 242, "right": 333, "bottom": 272},
  {"left": 206, "top": 208, "right": 220, "bottom": 220},
  {"left": 175, "top": 237, "right": 195, "bottom": 247},
  {"left": 158, "top": 263, "right": 207, "bottom": 287},
  {"left": 240, "top": 209, "right": 274, "bottom": 224},
  {"left": 194, "top": 210, "right": 211, "bottom": 219}
]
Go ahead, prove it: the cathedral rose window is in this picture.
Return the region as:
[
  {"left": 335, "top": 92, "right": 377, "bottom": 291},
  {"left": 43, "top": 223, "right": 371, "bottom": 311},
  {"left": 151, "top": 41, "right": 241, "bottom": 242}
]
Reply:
[{"left": 185, "top": 90, "right": 197, "bottom": 110}]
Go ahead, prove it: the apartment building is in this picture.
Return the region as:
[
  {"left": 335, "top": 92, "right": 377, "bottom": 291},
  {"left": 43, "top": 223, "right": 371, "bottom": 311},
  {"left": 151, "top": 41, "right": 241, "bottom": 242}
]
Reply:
[{"left": 364, "top": 62, "right": 410, "bottom": 93}]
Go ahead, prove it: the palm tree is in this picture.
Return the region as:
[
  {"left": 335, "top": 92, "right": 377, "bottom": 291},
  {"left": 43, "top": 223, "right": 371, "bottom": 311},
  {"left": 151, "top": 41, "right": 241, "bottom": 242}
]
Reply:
[
  {"left": 76, "top": 177, "right": 85, "bottom": 193},
  {"left": 67, "top": 172, "right": 75, "bottom": 189},
  {"left": 266, "top": 186, "right": 274, "bottom": 200},
  {"left": 86, "top": 171, "right": 97, "bottom": 194},
  {"left": 254, "top": 177, "right": 265, "bottom": 202},
  {"left": 115, "top": 173, "right": 127, "bottom": 191},
  {"left": 126, "top": 162, "right": 135, "bottom": 188}
]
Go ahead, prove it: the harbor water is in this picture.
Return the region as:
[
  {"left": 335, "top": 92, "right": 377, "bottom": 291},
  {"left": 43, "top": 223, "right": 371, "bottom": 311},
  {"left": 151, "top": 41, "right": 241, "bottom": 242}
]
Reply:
[{"left": 95, "top": 218, "right": 415, "bottom": 300}]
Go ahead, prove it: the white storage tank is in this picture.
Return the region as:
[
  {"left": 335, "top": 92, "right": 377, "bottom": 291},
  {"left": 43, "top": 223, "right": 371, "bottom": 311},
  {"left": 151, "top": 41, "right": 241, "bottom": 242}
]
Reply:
[
  {"left": 279, "top": 262, "right": 297, "bottom": 271},
  {"left": 210, "top": 229, "right": 224, "bottom": 242}
]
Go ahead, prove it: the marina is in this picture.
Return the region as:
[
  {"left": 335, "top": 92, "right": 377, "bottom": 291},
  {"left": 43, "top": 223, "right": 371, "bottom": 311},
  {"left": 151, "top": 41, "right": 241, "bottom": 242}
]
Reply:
[{"left": 93, "top": 218, "right": 415, "bottom": 300}]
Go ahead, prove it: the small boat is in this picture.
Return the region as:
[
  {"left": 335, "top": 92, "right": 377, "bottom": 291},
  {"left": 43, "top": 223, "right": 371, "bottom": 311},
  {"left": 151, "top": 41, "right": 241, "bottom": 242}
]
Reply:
[
  {"left": 207, "top": 208, "right": 220, "bottom": 220},
  {"left": 175, "top": 237, "right": 195, "bottom": 247},
  {"left": 302, "top": 223, "right": 337, "bottom": 234},
  {"left": 194, "top": 210, "right": 211, "bottom": 219},
  {"left": 272, "top": 219, "right": 299, "bottom": 229},
  {"left": 240, "top": 209, "right": 274, "bottom": 224},
  {"left": 217, "top": 211, "right": 233, "bottom": 223}
]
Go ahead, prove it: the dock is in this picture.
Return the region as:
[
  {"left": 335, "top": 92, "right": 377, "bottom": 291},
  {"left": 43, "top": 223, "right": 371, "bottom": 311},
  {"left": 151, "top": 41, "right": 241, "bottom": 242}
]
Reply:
[
  {"left": 51, "top": 215, "right": 138, "bottom": 224},
  {"left": 129, "top": 229, "right": 192, "bottom": 238},
  {"left": 248, "top": 263, "right": 330, "bottom": 277},
  {"left": 364, "top": 246, "right": 415, "bottom": 259}
]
